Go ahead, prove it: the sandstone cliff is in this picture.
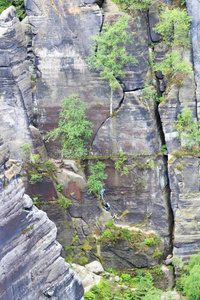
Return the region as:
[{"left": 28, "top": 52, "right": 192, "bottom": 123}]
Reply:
[
  {"left": 1, "top": 0, "right": 200, "bottom": 285},
  {"left": 0, "top": 138, "right": 84, "bottom": 299}
]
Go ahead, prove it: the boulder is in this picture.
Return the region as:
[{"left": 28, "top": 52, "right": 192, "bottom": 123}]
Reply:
[{"left": 85, "top": 261, "right": 104, "bottom": 275}]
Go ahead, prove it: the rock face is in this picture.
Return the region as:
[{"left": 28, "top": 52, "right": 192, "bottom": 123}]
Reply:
[
  {"left": 168, "top": 155, "right": 200, "bottom": 262},
  {"left": 0, "top": 6, "right": 33, "bottom": 160},
  {"left": 1, "top": 0, "right": 200, "bottom": 281},
  {"left": 0, "top": 138, "right": 84, "bottom": 300},
  {"left": 92, "top": 91, "right": 160, "bottom": 155},
  {"left": 186, "top": 0, "right": 200, "bottom": 118}
]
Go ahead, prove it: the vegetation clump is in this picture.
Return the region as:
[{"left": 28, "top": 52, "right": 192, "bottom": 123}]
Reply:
[
  {"left": 46, "top": 94, "right": 93, "bottom": 159},
  {"left": 173, "top": 107, "right": 200, "bottom": 149},
  {"left": 88, "top": 161, "right": 107, "bottom": 194},
  {"left": 113, "top": 0, "right": 152, "bottom": 12},
  {"left": 88, "top": 16, "right": 137, "bottom": 115},
  {"left": 0, "top": 0, "right": 26, "bottom": 20},
  {"left": 99, "top": 225, "right": 161, "bottom": 250},
  {"left": 153, "top": 50, "right": 192, "bottom": 86},
  {"left": 153, "top": 8, "right": 192, "bottom": 47}
]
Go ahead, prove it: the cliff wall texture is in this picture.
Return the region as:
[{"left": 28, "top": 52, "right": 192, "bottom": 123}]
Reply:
[
  {"left": 1, "top": 0, "right": 200, "bottom": 288},
  {"left": 0, "top": 137, "right": 84, "bottom": 299}
]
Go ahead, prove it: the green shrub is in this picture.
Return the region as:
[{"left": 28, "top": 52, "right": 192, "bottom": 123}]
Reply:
[
  {"left": 88, "top": 15, "right": 137, "bottom": 115},
  {"left": 84, "top": 291, "right": 96, "bottom": 300},
  {"left": 88, "top": 161, "right": 107, "bottom": 194},
  {"left": 144, "top": 238, "right": 155, "bottom": 246},
  {"left": 56, "top": 184, "right": 63, "bottom": 192},
  {"left": 21, "top": 143, "right": 31, "bottom": 162},
  {"left": 153, "top": 8, "right": 192, "bottom": 47},
  {"left": 46, "top": 94, "right": 93, "bottom": 159},
  {"left": 57, "top": 193, "right": 71, "bottom": 209},
  {"left": 28, "top": 172, "right": 43, "bottom": 185},
  {"left": 0, "top": 0, "right": 26, "bottom": 20},
  {"left": 115, "top": 152, "right": 129, "bottom": 176},
  {"left": 113, "top": 0, "right": 152, "bottom": 12},
  {"left": 173, "top": 107, "right": 200, "bottom": 148},
  {"left": 153, "top": 51, "right": 192, "bottom": 85}
]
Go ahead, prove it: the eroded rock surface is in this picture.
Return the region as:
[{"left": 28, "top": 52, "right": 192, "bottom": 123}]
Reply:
[
  {"left": 0, "top": 6, "right": 33, "bottom": 160},
  {"left": 168, "top": 155, "right": 200, "bottom": 261},
  {"left": 0, "top": 138, "right": 84, "bottom": 300}
]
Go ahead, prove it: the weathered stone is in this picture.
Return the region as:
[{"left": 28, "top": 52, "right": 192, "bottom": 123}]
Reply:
[
  {"left": 161, "top": 265, "right": 174, "bottom": 290},
  {"left": 0, "top": 6, "right": 33, "bottom": 160},
  {"left": 185, "top": 0, "right": 200, "bottom": 119},
  {"left": 92, "top": 91, "right": 160, "bottom": 156},
  {"left": 148, "top": 0, "right": 162, "bottom": 42},
  {"left": 72, "top": 263, "right": 101, "bottom": 293},
  {"left": 0, "top": 140, "right": 84, "bottom": 299},
  {"left": 168, "top": 156, "right": 200, "bottom": 262},
  {"left": 29, "top": 125, "right": 48, "bottom": 162},
  {"left": 85, "top": 260, "right": 104, "bottom": 275}
]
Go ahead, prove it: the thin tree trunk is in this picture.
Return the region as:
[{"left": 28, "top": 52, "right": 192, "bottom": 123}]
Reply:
[{"left": 110, "top": 89, "right": 113, "bottom": 116}]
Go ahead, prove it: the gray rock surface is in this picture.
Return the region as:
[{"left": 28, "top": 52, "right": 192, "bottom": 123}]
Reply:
[
  {"left": 0, "top": 6, "right": 33, "bottom": 160},
  {"left": 92, "top": 90, "right": 160, "bottom": 155},
  {"left": 0, "top": 139, "right": 84, "bottom": 300},
  {"left": 186, "top": 0, "right": 200, "bottom": 118},
  {"left": 168, "top": 155, "right": 200, "bottom": 261},
  {"left": 85, "top": 261, "right": 104, "bottom": 275}
]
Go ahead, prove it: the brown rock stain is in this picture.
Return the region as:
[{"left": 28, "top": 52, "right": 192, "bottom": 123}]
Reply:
[
  {"left": 51, "top": 0, "right": 60, "bottom": 15},
  {"left": 68, "top": 4, "right": 81, "bottom": 15},
  {"left": 67, "top": 182, "right": 82, "bottom": 200}
]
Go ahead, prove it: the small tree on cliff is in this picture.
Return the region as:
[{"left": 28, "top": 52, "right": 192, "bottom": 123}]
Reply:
[
  {"left": 87, "top": 15, "right": 137, "bottom": 116},
  {"left": 46, "top": 94, "right": 93, "bottom": 159}
]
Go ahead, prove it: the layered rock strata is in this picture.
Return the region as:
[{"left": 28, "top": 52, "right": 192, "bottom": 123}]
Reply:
[
  {"left": 0, "top": 138, "right": 84, "bottom": 300},
  {"left": 0, "top": 7, "right": 33, "bottom": 160}
]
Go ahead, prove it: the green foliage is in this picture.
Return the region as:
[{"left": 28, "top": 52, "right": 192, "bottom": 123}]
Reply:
[
  {"left": 88, "top": 161, "right": 107, "bottom": 194},
  {"left": 113, "top": 0, "right": 152, "bottom": 12},
  {"left": 141, "top": 85, "right": 157, "bottom": 102},
  {"left": 0, "top": 0, "right": 25, "bottom": 20},
  {"left": 144, "top": 238, "right": 155, "bottom": 246},
  {"left": 46, "top": 94, "right": 93, "bottom": 159},
  {"left": 21, "top": 143, "right": 31, "bottom": 162},
  {"left": 84, "top": 291, "right": 96, "bottom": 300},
  {"left": 30, "top": 154, "right": 40, "bottom": 164},
  {"left": 115, "top": 152, "right": 129, "bottom": 176},
  {"left": 87, "top": 16, "right": 137, "bottom": 92},
  {"left": 57, "top": 193, "right": 71, "bottom": 209},
  {"left": 160, "top": 145, "right": 167, "bottom": 154},
  {"left": 56, "top": 184, "right": 63, "bottom": 192},
  {"left": 153, "top": 50, "right": 192, "bottom": 85},
  {"left": 153, "top": 8, "right": 192, "bottom": 47},
  {"left": 99, "top": 226, "right": 161, "bottom": 250},
  {"left": 28, "top": 171, "right": 43, "bottom": 185},
  {"left": 173, "top": 107, "right": 200, "bottom": 148}
]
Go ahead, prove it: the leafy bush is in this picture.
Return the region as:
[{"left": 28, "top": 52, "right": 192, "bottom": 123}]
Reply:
[
  {"left": 84, "top": 291, "right": 96, "bottom": 300},
  {"left": 46, "top": 94, "right": 93, "bottom": 159},
  {"left": 115, "top": 152, "right": 129, "bottom": 176},
  {"left": 28, "top": 172, "right": 43, "bottom": 185},
  {"left": 0, "top": 0, "right": 26, "bottom": 20},
  {"left": 56, "top": 184, "right": 63, "bottom": 192},
  {"left": 144, "top": 238, "right": 155, "bottom": 246},
  {"left": 153, "top": 50, "right": 192, "bottom": 85},
  {"left": 153, "top": 8, "right": 192, "bottom": 47},
  {"left": 57, "top": 193, "right": 71, "bottom": 209},
  {"left": 173, "top": 107, "right": 200, "bottom": 148},
  {"left": 88, "top": 16, "right": 137, "bottom": 115},
  {"left": 88, "top": 161, "right": 107, "bottom": 194},
  {"left": 113, "top": 0, "right": 152, "bottom": 12},
  {"left": 21, "top": 143, "right": 31, "bottom": 162}
]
